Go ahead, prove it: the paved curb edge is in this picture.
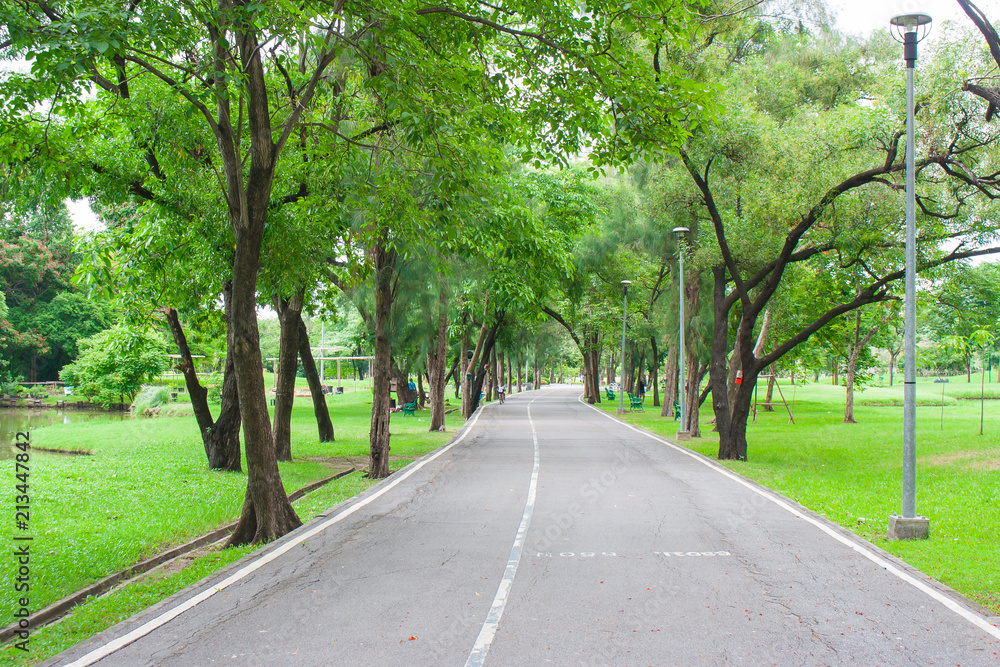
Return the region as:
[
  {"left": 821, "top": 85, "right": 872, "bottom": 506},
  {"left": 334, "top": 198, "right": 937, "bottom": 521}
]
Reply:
[
  {"left": 582, "top": 394, "right": 1000, "bottom": 630},
  {"left": 38, "top": 406, "right": 489, "bottom": 665}
]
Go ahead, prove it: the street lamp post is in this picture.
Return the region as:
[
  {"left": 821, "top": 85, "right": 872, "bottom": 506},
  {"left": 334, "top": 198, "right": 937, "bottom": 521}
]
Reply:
[
  {"left": 673, "top": 227, "right": 690, "bottom": 441},
  {"left": 888, "top": 12, "right": 931, "bottom": 541},
  {"left": 618, "top": 280, "right": 631, "bottom": 414}
]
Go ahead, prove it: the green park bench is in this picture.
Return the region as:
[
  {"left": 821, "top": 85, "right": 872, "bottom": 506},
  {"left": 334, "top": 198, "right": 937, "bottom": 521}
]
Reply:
[
  {"left": 402, "top": 401, "right": 417, "bottom": 416},
  {"left": 628, "top": 392, "right": 644, "bottom": 412},
  {"left": 673, "top": 400, "right": 681, "bottom": 420},
  {"left": 605, "top": 388, "right": 615, "bottom": 401}
]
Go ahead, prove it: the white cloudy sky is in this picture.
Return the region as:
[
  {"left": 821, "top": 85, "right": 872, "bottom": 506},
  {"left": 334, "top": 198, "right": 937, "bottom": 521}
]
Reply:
[{"left": 829, "top": 0, "right": 974, "bottom": 35}]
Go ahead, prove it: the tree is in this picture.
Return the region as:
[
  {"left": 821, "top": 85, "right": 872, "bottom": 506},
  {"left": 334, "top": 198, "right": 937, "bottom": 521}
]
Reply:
[
  {"left": 3, "top": 0, "right": 714, "bottom": 539},
  {"left": 60, "top": 324, "right": 168, "bottom": 408},
  {"left": 672, "top": 28, "right": 1000, "bottom": 460},
  {"left": 0, "top": 230, "right": 79, "bottom": 381},
  {"left": 957, "top": 0, "right": 1000, "bottom": 120},
  {"left": 76, "top": 205, "right": 244, "bottom": 472},
  {"left": 841, "top": 301, "right": 892, "bottom": 423},
  {"left": 926, "top": 262, "right": 1000, "bottom": 382}
]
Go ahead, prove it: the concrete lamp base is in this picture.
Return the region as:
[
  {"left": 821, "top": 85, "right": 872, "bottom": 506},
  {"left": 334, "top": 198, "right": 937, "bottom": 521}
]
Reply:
[
  {"left": 615, "top": 408, "right": 627, "bottom": 415},
  {"left": 675, "top": 431, "right": 691, "bottom": 441},
  {"left": 887, "top": 514, "right": 929, "bottom": 540}
]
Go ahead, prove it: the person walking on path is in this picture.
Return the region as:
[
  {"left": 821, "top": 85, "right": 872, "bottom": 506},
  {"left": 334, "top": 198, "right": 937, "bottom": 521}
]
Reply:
[{"left": 636, "top": 377, "right": 645, "bottom": 400}]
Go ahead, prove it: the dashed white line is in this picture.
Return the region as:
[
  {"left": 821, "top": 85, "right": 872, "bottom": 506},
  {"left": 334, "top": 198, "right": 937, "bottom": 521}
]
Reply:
[{"left": 465, "top": 400, "right": 541, "bottom": 667}]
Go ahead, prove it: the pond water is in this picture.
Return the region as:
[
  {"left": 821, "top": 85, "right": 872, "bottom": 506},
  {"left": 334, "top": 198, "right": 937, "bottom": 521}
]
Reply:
[{"left": 0, "top": 407, "right": 127, "bottom": 457}]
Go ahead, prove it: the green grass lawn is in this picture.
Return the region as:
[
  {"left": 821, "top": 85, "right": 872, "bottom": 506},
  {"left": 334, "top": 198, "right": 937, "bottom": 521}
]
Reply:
[
  {"left": 598, "top": 375, "right": 1000, "bottom": 616},
  {"left": 0, "top": 387, "right": 456, "bottom": 664}
]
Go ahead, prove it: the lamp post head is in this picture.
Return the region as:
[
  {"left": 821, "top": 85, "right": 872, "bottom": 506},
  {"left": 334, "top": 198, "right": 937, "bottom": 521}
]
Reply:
[
  {"left": 889, "top": 13, "right": 932, "bottom": 37},
  {"left": 621, "top": 279, "right": 631, "bottom": 295},
  {"left": 672, "top": 226, "right": 689, "bottom": 236},
  {"left": 890, "top": 13, "right": 932, "bottom": 66}
]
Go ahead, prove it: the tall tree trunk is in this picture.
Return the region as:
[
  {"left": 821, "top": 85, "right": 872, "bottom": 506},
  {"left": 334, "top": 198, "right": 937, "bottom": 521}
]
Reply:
[
  {"left": 448, "top": 354, "right": 461, "bottom": 398},
  {"left": 392, "top": 359, "right": 417, "bottom": 405},
  {"left": 209, "top": 12, "right": 320, "bottom": 546},
  {"left": 272, "top": 289, "right": 304, "bottom": 462},
  {"left": 728, "top": 309, "right": 770, "bottom": 416},
  {"left": 844, "top": 309, "right": 882, "bottom": 424},
  {"left": 650, "top": 337, "right": 660, "bottom": 408},
  {"left": 580, "top": 338, "right": 596, "bottom": 402},
  {"left": 427, "top": 292, "right": 448, "bottom": 432},
  {"left": 368, "top": 245, "right": 396, "bottom": 479},
  {"left": 587, "top": 335, "right": 602, "bottom": 403},
  {"left": 713, "top": 274, "right": 775, "bottom": 460},
  {"left": 469, "top": 313, "right": 505, "bottom": 412},
  {"left": 163, "top": 307, "right": 215, "bottom": 443},
  {"left": 368, "top": 242, "right": 395, "bottom": 479},
  {"left": 297, "top": 312, "right": 334, "bottom": 442},
  {"left": 725, "top": 335, "right": 743, "bottom": 414},
  {"left": 162, "top": 304, "right": 242, "bottom": 471},
  {"left": 213, "top": 347, "right": 242, "bottom": 471},
  {"left": 711, "top": 267, "right": 740, "bottom": 460},
  {"left": 460, "top": 327, "right": 471, "bottom": 401},
  {"left": 227, "top": 210, "right": 301, "bottom": 546},
  {"left": 463, "top": 311, "right": 491, "bottom": 418},
  {"left": 661, "top": 342, "right": 678, "bottom": 418},
  {"left": 763, "top": 364, "right": 776, "bottom": 412},
  {"left": 417, "top": 372, "right": 425, "bottom": 408},
  {"left": 212, "top": 281, "right": 243, "bottom": 471},
  {"left": 724, "top": 381, "right": 756, "bottom": 460},
  {"left": 506, "top": 354, "right": 512, "bottom": 394},
  {"left": 487, "top": 347, "right": 497, "bottom": 401},
  {"left": 686, "top": 362, "right": 708, "bottom": 437}
]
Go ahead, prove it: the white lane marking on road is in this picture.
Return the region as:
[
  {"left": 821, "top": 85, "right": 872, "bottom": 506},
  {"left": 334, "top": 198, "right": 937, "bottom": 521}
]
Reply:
[
  {"left": 64, "top": 407, "right": 490, "bottom": 667},
  {"left": 579, "top": 395, "right": 1000, "bottom": 640},
  {"left": 465, "top": 401, "right": 541, "bottom": 667}
]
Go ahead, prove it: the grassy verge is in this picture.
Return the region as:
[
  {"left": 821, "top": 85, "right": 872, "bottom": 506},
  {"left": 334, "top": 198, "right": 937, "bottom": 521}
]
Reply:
[
  {"left": 597, "top": 376, "right": 1000, "bottom": 616},
  {"left": 0, "top": 388, "right": 457, "bottom": 665}
]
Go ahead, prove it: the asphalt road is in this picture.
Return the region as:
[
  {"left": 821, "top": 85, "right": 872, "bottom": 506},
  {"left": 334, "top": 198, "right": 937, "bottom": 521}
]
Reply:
[{"left": 48, "top": 385, "right": 1000, "bottom": 666}]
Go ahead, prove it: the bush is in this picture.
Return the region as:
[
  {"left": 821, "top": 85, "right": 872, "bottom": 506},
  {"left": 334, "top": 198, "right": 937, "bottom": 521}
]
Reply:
[
  {"left": 60, "top": 325, "right": 169, "bottom": 408},
  {"left": 131, "top": 385, "right": 173, "bottom": 416},
  {"left": 9, "top": 385, "right": 48, "bottom": 399}
]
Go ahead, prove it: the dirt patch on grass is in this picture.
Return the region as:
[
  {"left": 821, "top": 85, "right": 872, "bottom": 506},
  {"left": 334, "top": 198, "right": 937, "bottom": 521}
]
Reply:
[
  {"left": 141, "top": 543, "right": 223, "bottom": 581},
  {"left": 920, "top": 450, "right": 1000, "bottom": 471},
  {"left": 301, "top": 454, "right": 416, "bottom": 468}
]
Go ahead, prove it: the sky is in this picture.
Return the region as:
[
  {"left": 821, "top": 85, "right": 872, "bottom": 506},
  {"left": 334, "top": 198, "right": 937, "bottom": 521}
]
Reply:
[
  {"left": 63, "top": 0, "right": 988, "bottom": 233},
  {"left": 830, "top": 0, "right": 972, "bottom": 35}
]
